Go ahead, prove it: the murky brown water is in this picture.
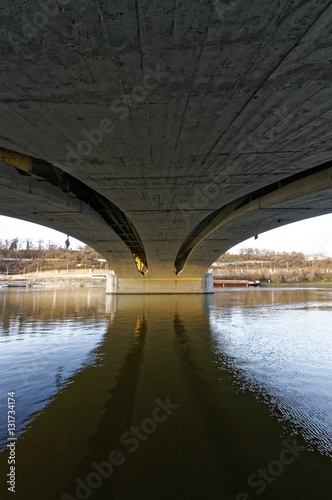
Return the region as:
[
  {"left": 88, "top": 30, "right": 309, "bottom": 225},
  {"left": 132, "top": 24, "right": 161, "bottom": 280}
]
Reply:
[{"left": 0, "top": 287, "right": 331, "bottom": 500}]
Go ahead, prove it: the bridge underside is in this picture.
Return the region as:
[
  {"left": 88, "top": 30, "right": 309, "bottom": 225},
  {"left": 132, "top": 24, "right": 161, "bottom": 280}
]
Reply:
[
  {"left": 1, "top": 158, "right": 332, "bottom": 293},
  {"left": 1, "top": 0, "right": 332, "bottom": 292}
]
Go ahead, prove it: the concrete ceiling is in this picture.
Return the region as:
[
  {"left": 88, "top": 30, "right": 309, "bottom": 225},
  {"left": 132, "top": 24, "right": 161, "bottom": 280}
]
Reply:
[{"left": 0, "top": 0, "right": 332, "bottom": 278}]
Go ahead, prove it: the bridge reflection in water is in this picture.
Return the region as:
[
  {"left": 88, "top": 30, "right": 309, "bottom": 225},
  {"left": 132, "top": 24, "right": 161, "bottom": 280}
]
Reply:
[{"left": 0, "top": 289, "right": 331, "bottom": 500}]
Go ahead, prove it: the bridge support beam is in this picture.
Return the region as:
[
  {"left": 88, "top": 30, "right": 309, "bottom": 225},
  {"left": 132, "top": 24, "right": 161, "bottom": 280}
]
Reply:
[{"left": 106, "top": 271, "right": 214, "bottom": 294}]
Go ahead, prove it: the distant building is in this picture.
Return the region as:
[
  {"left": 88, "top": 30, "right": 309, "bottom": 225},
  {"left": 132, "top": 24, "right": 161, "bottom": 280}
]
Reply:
[{"left": 307, "top": 254, "right": 326, "bottom": 261}]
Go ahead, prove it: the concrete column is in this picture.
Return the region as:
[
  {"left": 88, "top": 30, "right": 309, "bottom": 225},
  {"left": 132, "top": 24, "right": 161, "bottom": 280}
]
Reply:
[
  {"left": 106, "top": 271, "right": 214, "bottom": 294},
  {"left": 106, "top": 272, "right": 118, "bottom": 293}
]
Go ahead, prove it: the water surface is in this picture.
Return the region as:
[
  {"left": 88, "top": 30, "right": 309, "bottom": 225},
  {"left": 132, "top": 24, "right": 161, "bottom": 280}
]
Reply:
[{"left": 0, "top": 287, "right": 331, "bottom": 500}]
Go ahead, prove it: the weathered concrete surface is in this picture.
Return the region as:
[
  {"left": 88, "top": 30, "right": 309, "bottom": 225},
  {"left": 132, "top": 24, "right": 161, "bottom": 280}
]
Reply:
[
  {"left": 0, "top": 0, "right": 332, "bottom": 291},
  {"left": 106, "top": 271, "right": 214, "bottom": 294}
]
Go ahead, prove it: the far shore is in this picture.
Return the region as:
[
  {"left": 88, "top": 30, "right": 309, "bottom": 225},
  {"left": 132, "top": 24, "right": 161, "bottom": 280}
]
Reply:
[
  {"left": 1, "top": 270, "right": 332, "bottom": 291},
  {"left": 0, "top": 269, "right": 107, "bottom": 289}
]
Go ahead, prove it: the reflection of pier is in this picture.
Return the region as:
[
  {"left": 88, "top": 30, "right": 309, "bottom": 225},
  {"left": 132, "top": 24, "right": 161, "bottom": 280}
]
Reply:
[{"left": 1, "top": 292, "right": 332, "bottom": 500}]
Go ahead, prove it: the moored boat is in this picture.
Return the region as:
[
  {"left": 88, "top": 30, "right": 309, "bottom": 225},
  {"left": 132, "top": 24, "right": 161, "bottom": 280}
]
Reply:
[{"left": 214, "top": 279, "right": 260, "bottom": 287}]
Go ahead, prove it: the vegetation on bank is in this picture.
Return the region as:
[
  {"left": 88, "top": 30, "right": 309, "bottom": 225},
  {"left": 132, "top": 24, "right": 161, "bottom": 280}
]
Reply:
[
  {"left": 1, "top": 238, "right": 332, "bottom": 283},
  {"left": 214, "top": 248, "right": 332, "bottom": 284},
  {"left": 0, "top": 238, "right": 104, "bottom": 275}
]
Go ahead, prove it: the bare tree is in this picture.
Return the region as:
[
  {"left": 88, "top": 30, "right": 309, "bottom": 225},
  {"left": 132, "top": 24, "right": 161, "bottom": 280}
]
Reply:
[
  {"left": 25, "top": 238, "right": 33, "bottom": 250},
  {"left": 9, "top": 238, "right": 19, "bottom": 250},
  {"left": 48, "top": 241, "right": 58, "bottom": 250}
]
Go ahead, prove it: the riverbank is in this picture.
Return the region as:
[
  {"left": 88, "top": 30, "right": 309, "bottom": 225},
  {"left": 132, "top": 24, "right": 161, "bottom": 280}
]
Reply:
[
  {"left": 0, "top": 269, "right": 107, "bottom": 289},
  {"left": 267, "top": 282, "right": 332, "bottom": 287},
  {"left": 2, "top": 272, "right": 332, "bottom": 291}
]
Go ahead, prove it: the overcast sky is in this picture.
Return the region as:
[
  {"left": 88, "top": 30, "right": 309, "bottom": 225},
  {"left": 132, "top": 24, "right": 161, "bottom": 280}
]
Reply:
[{"left": 0, "top": 213, "right": 332, "bottom": 256}]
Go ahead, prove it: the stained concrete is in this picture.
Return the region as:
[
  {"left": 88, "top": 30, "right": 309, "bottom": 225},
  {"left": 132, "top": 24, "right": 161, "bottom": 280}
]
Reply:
[
  {"left": 106, "top": 271, "right": 214, "bottom": 294},
  {"left": 0, "top": 1, "right": 332, "bottom": 291}
]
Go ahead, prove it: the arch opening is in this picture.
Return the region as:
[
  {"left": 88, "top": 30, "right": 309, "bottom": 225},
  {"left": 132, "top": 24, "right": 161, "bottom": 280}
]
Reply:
[
  {"left": 0, "top": 147, "right": 148, "bottom": 276},
  {"left": 174, "top": 160, "right": 332, "bottom": 275}
]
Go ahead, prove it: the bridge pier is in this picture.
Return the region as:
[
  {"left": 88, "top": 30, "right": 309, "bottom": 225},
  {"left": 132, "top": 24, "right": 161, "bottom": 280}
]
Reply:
[{"left": 106, "top": 271, "right": 214, "bottom": 294}]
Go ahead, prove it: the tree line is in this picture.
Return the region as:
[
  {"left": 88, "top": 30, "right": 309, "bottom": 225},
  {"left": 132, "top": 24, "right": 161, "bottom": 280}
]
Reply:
[
  {"left": 0, "top": 237, "right": 79, "bottom": 251},
  {"left": 217, "top": 248, "right": 310, "bottom": 266},
  {"left": 215, "top": 248, "right": 332, "bottom": 284},
  {"left": 0, "top": 238, "right": 102, "bottom": 275}
]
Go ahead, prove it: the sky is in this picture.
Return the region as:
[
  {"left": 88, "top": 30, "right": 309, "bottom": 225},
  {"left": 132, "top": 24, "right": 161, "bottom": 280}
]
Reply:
[{"left": 0, "top": 213, "right": 332, "bottom": 256}]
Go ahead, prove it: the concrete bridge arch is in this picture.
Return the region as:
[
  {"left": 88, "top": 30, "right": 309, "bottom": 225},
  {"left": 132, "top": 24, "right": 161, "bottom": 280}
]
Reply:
[
  {"left": 1, "top": 0, "right": 332, "bottom": 291},
  {"left": 1, "top": 152, "right": 332, "bottom": 292}
]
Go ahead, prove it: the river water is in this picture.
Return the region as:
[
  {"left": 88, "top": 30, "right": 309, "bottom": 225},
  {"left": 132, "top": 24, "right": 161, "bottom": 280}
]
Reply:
[{"left": 0, "top": 287, "right": 331, "bottom": 500}]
